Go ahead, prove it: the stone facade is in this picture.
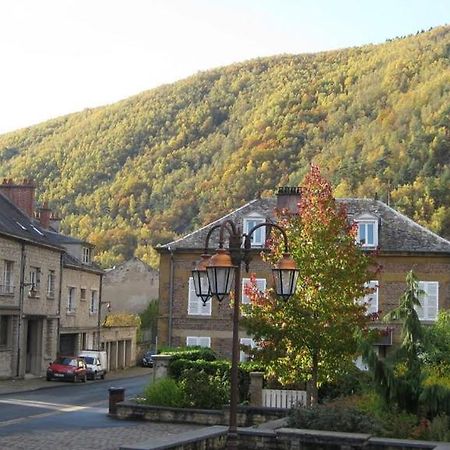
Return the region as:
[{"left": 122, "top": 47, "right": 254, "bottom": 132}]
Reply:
[
  {"left": 103, "top": 257, "right": 159, "bottom": 314},
  {"left": 0, "top": 234, "right": 62, "bottom": 378},
  {"left": 59, "top": 265, "right": 102, "bottom": 355}
]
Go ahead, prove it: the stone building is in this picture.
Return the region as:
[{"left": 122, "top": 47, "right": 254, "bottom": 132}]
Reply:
[
  {"left": 0, "top": 186, "right": 63, "bottom": 378},
  {"left": 156, "top": 188, "right": 450, "bottom": 359},
  {"left": 0, "top": 179, "right": 137, "bottom": 378}
]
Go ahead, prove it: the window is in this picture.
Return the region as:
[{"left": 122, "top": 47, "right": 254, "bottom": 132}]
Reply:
[
  {"left": 356, "top": 220, "right": 378, "bottom": 247},
  {"left": 186, "top": 336, "right": 211, "bottom": 348},
  {"left": 416, "top": 282, "right": 439, "bottom": 321},
  {"left": 242, "top": 278, "right": 266, "bottom": 305},
  {"left": 0, "top": 316, "right": 9, "bottom": 346},
  {"left": 187, "top": 277, "right": 211, "bottom": 316},
  {"left": 90, "top": 290, "right": 98, "bottom": 314},
  {"left": 358, "top": 281, "right": 379, "bottom": 315},
  {"left": 67, "top": 287, "right": 76, "bottom": 313},
  {"left": 2, "top": 260, "right": 14, "bottom": 295},
  {"left": 29, "top": 266, "right": 41, "bottom": 293},
  {"left": 82, "top": 247, "right": 91, "bottom": 264},
  {"left": 80, "top": 288, "right": 86, "bottom": 301},
  {"left": 240, "top": 337, "right": 256, "bottom": 362},
  {"left": 243, "top": 216, "right": 266, "bottom": 247},
  {"left": 47, "top": 270, "right": 55, "bottom": 298}
]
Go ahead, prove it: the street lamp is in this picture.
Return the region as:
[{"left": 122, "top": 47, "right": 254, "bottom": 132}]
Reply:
[{"left": 191, "top": 219, "right": 298, "bottom": 450}]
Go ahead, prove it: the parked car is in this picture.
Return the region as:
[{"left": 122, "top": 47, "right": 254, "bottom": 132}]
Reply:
[
  {"left": 79, "top": 350, "right": 107, "bottom": 380},
  {"left": 47, "top": 356, "right": 87, "bottom": 382},
  {"left": 140, "top": 351, "right": 154, "bottom": 367}
]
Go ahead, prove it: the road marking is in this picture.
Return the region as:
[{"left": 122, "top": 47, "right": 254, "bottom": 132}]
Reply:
[
  {"left": 0, "top": 399, "right": 107, "bottom": 428},
  {"left": 0, "top": 398, "right": 89, "bottom": 411}
]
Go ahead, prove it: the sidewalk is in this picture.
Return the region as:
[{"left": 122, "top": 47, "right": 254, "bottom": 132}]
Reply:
[{"left": 0, "top": 366, "right": 153, "bottom": 395}]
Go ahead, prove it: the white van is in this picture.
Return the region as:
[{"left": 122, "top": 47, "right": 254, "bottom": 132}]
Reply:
[{"left": 79, "top": 350, "right": 108, "bottom": 380}]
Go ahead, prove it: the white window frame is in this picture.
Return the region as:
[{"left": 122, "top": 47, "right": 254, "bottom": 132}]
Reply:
[
  {"left": 29, "top": 266, "right": 41, "bottom": 292},
  {"left": 243, "top": 215, "right": 266, "bottom": 248},
  {"left": 82, "top": 247, "right": 91, "bottom": 264},
  {"left": 186, "top": 336, "right": 211, "bottom": 348},
  {"left": 359, "top": 281, "right": 379, "bottom": 315},
  {"left": 67, "top": 287, "right": 76, "bottom": 313},
  {"left": 240, "top": 337, "right": 256, "bottom": 362},
  {"left": 2, "top": 260, "right": 14, "bottom": 295},
  {"left": 242, "top": 278, "right": 266, "bottom": 305},
  {"left": 355, "top": 214, "right": 379, "bottom": 248},
  {"left": 47, "top": 270, "right": 55, "bottom": 298},
  {"left": 416, "top": 281, "right": 439, "bottom": 321},
  {"left": 90, "top": 290, "right": 98, "bottom": 314},
  {"left": 187, "top": 277, "right": 211, "bottom": 316}
]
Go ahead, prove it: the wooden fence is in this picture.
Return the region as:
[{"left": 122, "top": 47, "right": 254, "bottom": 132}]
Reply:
[{"left": 262, "top": 389, "right": 306, "bottom": 408}]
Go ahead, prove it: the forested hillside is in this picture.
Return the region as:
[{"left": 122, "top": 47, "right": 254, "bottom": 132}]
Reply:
[{"left": 1, "top": 26, "right": 449, "bottom": 267}]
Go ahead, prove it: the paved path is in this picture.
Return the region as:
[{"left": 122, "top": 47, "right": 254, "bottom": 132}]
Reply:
[{"left": 0, "top": 422, "right": 203, "bottom": 450}]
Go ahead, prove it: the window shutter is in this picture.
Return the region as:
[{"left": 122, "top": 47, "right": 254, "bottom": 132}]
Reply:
[
  {"left": 418, "top": 282, "right": 438, "bottom": 321},
  {"left": 198, "top": 337, "right": 211, "bottom": 348},
  {"left": 186, "top": 336, "right": 197, "bottom": 346},
  {"left": 188, "top": 277, "right": 211, "bottom": 315},
  {"left": 242, "top": 278, "right": 266, "bottom": 304}
]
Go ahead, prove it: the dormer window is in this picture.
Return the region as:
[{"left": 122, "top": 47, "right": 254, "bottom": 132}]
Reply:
[
  {"left": 355, "top": 214, "right": 379, "bottom": 248},
  {"left": 243, "top": 215, "right": 266, "bottom": 248},
  {"left": 82, "top": 247, "right": 91, "bottom": 264}
]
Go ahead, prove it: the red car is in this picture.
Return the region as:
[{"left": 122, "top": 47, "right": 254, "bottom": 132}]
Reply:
[{"left": 47, "top": 356, "right": 87, "bottom": 382}]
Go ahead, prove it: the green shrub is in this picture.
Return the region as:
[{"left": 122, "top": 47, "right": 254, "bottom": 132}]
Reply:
[
  {"left": 288, "top": 405, "right": 383, "bottom": 434},
  {"left": 179, "top": 368, "right": 230, "bottom": 409},
  {"left": 425, "top": 414, "right": 450, "bottom": 441},
  {"left": 165, "top": 347, "right": 217, "bottom": 362},
  {"left": 319, "top": 367, "right": 373, "bottom": 403},
  {"left": 141, "top": 377, "right": 185, "bottom": 407},
  {"left": 169, "top": 359, "right": 230, "bottom": 380}
]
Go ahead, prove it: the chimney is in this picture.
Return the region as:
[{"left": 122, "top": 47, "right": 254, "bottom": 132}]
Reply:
[
  {"left": 49, "top": 213, "right": 62, "bottom": 232},
  {"left": 38, "top": 202, "right": 52, "bottom": 229},
  {"left": 0, "top": 178, "right": 36, "bottom": 217},
  {"left": 276, "top": 187, "right": 301, "bottom": 214}
]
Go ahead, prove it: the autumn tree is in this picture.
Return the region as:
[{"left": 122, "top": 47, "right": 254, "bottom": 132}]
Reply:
[{"left": 242, "top": 165, "right": 375, "bottom": 405}]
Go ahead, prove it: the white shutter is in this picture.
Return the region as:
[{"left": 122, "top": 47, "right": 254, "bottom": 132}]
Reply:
[
  {"left": 242, "top": 278, "right": 266, "bottom": 304},
  {"left": 188, "top": 277, "right": 211, "bottom": 316},
  {"left": 186, "top": 336, "right": 197, "bottom": 347},
  {"left": 359, "top": 281, "right": 378, "bottom": 315},
  {"left": 186, "top": 336, "right": 211, "bottom": 348},
  {"left": 198, "top": 337, "right": 211, "bottom": 348},
  {"left": 240, "top": 338, "right": 255, "bottom": 362},
  {"left": 418, "top": 282, "right": 438, "bottom": 321}
]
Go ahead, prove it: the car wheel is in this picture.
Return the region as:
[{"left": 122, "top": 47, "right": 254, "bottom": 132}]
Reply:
[
  {"left": 46, "top": 375, "right": 51, "bottom": 381},
  {"left": 101, "top": 373, "right": 105, "bottom": 380}
]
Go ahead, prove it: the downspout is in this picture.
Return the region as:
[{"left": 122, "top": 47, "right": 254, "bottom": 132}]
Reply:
[
  {"left": 56, "top": 252, "right": 63, "bottom": 355},
  {"left": 17, "top": 243, "right": 26, "bottom": 377},
  {"left": 168, "top": 246, "right": 174, "bottom": 347},
  {"left": 97, "top": 273, "right": 103, "bottom": 351}
]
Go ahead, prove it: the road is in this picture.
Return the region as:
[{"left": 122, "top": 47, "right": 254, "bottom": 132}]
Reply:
[{"left": 0, "top": 373, "right": 201, "bottom": 450}]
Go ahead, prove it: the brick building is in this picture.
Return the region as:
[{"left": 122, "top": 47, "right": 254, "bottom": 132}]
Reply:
[{"left": 156, "top": 188, "right": 450, "bottom": 360}]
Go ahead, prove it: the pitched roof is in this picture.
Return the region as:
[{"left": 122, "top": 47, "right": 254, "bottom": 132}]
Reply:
[
  {"left": 159, "top": 197, "right": 450, "bottom": 255},
  {"left": 0, "top": 194, "right": 63, "bottom": 251}
]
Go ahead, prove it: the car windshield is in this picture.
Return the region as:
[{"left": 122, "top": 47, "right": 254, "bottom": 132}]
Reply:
[
  {"left": 83, "top": 356, "right": 95, "bottom": 364},
  {"left": 54, "top": 357, "right": 77, "bottom": 366}
]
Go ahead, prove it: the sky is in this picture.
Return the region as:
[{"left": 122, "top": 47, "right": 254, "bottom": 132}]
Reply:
[{"left": 0, "top": 0, "right": 449, "bottom": 134}]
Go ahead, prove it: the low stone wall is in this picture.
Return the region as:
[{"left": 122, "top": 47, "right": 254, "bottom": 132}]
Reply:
[
  {"left": 115, "top": 401, "right": 288, "bottom": 427},
  {"left": 120, "top": 425, "right": 449, "bottom": 450}
]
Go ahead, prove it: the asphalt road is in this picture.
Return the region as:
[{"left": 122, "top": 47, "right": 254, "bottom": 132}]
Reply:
[{"left": 0, "top": 374, "right": 150, "bottom": 436}]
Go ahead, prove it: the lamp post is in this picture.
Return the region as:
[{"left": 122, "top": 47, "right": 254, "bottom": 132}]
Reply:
[{"left": 192, "top": 220, "right": 299, "bottom": 450}]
